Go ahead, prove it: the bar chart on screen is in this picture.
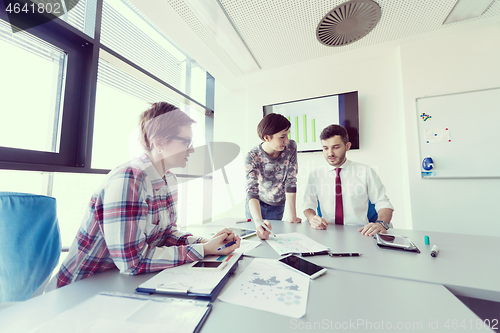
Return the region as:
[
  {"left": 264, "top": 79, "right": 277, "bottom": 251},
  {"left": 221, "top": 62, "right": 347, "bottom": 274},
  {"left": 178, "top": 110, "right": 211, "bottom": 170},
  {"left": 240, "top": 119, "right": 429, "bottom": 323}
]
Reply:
[{"left": 271, "top": 95, "right": 340, "bottom": 152}]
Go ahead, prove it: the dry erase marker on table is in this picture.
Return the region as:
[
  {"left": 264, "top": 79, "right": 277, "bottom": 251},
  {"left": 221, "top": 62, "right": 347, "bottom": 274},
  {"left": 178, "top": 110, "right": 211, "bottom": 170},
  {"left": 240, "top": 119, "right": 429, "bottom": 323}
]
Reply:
[
  {"left": 235, "top": 219, "right": 251, "bottom": 223},
  {"left": 430, "top": 245, "right": 439, "bottom": 257},
  {"left": 218, "top": 240, "right": 237, "bottom": 251},
  {"left": 301, "top": 250, "right": 330, "bottom": 257}
]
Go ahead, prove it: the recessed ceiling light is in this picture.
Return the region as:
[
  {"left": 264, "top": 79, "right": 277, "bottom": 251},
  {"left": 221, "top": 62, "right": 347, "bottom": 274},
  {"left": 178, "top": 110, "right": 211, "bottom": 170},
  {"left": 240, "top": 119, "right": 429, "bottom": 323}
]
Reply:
[
  {"left": 184, "top": 0, "right": 260, "bottom": 73},
  {"left": 443, "top": 0, "right": 495, "bottom": 24}
]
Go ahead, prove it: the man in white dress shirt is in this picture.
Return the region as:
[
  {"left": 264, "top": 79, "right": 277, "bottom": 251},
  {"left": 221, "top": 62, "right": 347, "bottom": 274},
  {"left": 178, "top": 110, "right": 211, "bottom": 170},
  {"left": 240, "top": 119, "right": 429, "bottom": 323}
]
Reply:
[{"left": 303, "top": 124, "right": 394, "bottom": 236}]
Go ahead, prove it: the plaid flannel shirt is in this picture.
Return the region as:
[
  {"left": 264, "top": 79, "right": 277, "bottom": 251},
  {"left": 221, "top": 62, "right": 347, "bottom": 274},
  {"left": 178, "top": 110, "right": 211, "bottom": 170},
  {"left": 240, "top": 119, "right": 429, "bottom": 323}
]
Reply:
[{"left": 56, "top": 154, "right": 204, "bottom": 288}]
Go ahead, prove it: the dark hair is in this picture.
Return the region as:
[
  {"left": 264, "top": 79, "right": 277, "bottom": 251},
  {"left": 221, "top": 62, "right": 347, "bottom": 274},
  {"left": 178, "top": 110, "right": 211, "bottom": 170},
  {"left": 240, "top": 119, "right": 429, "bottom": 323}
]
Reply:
[
  {"left": 139, "top": 102, "right": 195, "bottom": 151},
  {"left": 257, "top": 113, "right": 291, "bottom": 141},
  {"left": 320, "top": 124, "right": 349, "bottom": 144}
]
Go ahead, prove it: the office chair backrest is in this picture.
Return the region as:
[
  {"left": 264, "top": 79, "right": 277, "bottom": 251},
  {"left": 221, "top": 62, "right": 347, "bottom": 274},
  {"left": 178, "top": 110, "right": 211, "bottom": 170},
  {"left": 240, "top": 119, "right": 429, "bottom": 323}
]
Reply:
[
  {"left": 317, "top": 200, "right": 378, "bottom": 222},
  {"left": 0, "top": 192, "right": 61, "bottom": 302},
  {"left": 366, "top": 201, "right": 378, "bottom": 222}
]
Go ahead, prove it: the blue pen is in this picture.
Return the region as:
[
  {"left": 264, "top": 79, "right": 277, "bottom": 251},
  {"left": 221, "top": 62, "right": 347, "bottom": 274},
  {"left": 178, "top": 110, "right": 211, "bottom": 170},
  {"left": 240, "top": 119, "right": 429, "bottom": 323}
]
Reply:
[{"left": 218, "top": 240, "right": 236, "bottom": 251}]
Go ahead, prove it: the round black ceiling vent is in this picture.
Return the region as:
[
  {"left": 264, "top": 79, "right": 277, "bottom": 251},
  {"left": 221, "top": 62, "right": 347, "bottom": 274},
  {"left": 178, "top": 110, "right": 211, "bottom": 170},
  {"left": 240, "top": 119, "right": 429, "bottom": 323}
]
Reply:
[{"left": 316, "top": 0, "right": 382, "bottom": 47}]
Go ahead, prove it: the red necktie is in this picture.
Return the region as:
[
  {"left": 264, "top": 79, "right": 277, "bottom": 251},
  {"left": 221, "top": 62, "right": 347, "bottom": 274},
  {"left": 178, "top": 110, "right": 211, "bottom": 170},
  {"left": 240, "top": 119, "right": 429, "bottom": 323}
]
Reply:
[{"left": 335, "top": 168, "right": 344, "bottom": 225}]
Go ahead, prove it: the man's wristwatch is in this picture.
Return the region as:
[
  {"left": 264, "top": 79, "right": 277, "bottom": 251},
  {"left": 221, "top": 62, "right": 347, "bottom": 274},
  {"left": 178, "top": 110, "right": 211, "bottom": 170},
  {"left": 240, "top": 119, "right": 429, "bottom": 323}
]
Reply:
[{"left": 372, "top": 220, "right": 390, "bottom": 230}]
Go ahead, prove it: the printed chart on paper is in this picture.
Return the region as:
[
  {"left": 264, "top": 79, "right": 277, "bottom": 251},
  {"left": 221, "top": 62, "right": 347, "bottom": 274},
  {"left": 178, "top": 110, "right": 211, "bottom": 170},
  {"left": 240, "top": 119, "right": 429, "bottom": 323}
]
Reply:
[
  {"left": 218, "top": 258, "right": 309, "bottom": 318},
  {"left": 266, "top": 232, "right": 329, "bottom": 256}
]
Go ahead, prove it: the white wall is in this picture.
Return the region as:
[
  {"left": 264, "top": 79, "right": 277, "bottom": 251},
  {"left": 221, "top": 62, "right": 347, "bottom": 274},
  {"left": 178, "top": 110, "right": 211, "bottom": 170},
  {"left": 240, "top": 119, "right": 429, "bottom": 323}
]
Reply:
[
  {"left": 213, "top": 47, "right": 410, "bottom": 229},
  {"left": 400, "top": 23, "right": 500, "bottom": 236},
  {"left": 213, "top": 20, "right": 500, "bottom": 236}
]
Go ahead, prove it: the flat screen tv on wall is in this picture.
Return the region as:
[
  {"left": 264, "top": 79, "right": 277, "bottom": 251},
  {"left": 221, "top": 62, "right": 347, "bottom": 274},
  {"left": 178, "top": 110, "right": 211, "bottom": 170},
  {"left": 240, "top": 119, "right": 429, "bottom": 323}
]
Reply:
[{"left": 263, "top": 91, "right": 359, "bottom": 153}]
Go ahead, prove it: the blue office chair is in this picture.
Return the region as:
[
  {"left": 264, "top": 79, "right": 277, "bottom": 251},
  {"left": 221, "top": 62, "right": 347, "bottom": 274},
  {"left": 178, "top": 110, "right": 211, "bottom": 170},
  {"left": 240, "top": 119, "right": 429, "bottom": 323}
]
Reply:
[
  {"left": 366, "top": 201, "right": 377, "bottom": 222},
  {"left": 317, "top": 199, "right": 378, "bottom": 222},
  {"left": 0, "top": 192, "right": 62, "bottom": 303}
]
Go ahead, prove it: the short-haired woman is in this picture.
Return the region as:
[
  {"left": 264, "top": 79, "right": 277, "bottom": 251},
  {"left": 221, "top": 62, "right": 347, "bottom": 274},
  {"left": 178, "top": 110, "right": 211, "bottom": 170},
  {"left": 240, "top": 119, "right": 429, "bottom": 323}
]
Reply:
[
  {"left": 245, "top": 113, "right": 301, "bottom": 240},
  {"left": 56, "top": 102, "right": 240, "bottom": 287}
]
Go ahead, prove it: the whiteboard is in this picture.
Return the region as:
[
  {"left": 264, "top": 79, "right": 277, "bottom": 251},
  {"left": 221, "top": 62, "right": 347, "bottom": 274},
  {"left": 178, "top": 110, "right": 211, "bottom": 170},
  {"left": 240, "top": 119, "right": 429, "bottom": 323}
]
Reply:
[{"left": 416, "top": 87, "right": 500, "bottom": 178}]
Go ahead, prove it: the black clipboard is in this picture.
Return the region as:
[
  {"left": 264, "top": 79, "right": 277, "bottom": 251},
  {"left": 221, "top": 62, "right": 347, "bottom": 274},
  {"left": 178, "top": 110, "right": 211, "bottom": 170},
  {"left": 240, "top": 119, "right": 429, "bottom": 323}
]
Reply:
[
  {"left": 374, "top": 234, "right": 420, "bottom": 253},
  {"left": 135, "top": 253, "right": 241, "bottom": 301}
]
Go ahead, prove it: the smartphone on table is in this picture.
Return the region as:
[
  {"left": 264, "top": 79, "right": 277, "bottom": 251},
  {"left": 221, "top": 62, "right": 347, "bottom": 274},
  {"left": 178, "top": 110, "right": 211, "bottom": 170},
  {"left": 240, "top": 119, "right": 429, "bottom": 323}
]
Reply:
[{"left": 278, "top": 254, "right": 327, "bottom": 279}]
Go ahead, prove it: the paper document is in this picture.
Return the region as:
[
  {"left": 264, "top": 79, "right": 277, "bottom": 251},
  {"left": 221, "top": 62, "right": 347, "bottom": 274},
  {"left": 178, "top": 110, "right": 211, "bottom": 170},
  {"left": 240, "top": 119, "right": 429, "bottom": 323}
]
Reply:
[
  {"left": 218, "top": 258, "right": 309, "bottom": 318},
  {"left": 31, "top": 292, "right": 211, "bottom": 333},
  {"left": 267, "top": 232, "right": 329, "bottom": 256},
  {"left": 236, "top": 239, "right": 261, "bottom": 253}
]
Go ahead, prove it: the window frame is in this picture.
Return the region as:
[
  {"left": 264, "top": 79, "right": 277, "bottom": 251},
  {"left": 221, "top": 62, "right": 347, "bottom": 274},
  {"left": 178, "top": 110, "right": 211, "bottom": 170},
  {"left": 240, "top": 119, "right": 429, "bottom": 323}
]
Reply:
[{"left": 0, "top": 0, "right": 215, "bottom": 175}]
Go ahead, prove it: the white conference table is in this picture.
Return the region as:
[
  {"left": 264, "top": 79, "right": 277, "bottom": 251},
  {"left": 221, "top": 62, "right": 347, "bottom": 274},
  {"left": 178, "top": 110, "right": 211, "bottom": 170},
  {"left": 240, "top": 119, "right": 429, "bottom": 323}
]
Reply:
[
  {"left": 226, "top": 220, "right": 500, "bottom": 303},
  {"left": 0, "top": 220, "right": 497, "bottom": 332}
]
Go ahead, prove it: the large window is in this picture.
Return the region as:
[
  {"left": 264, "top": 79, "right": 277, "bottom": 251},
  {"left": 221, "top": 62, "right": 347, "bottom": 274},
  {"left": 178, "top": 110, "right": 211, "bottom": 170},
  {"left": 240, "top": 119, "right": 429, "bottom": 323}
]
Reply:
[
  {"left": 0, "top": 0, "right": 215, "bottom": 248},
  {"left": 0, "top": 20, "right": 66, "bottom": 153},
  {"left": 59, "top": 0, "right": 96, "bottom": 38},
  {"left": 0, "top": 10, "right": 91, "bottom": 169}
]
